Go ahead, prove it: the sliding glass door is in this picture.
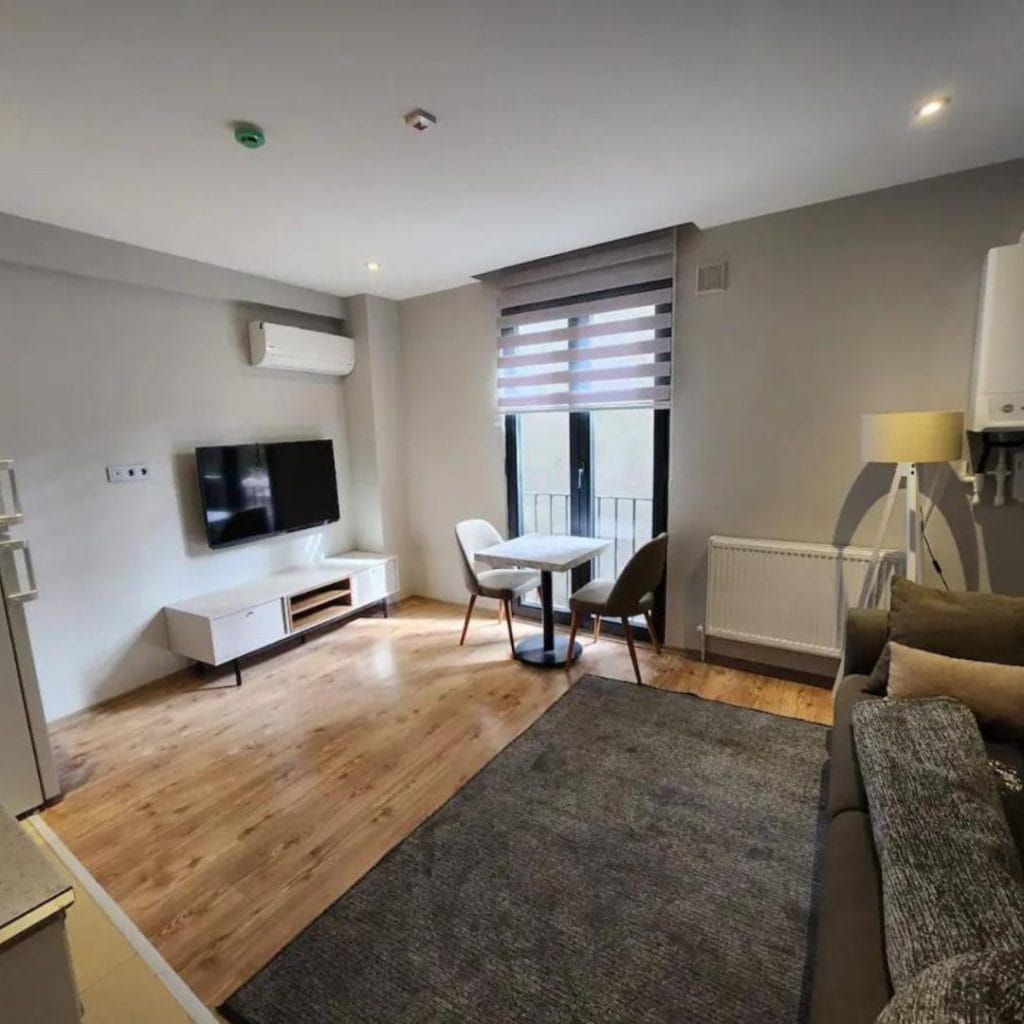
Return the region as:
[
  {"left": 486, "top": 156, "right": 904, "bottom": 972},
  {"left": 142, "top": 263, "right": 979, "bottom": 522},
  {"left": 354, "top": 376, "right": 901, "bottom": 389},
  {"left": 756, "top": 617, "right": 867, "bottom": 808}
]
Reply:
[{"left": 505, "top": 408, "right": 668, "bottom": 639}]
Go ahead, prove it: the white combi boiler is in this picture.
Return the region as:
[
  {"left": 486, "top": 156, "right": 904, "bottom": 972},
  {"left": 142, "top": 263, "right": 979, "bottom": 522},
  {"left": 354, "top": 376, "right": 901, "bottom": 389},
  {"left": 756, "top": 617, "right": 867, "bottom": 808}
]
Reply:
[
  {"left": 969, "top": 231, "right": 1024, "bottom": 432},
  {"left": 0, "top": 461, "right": 59, "bottom": 816}
]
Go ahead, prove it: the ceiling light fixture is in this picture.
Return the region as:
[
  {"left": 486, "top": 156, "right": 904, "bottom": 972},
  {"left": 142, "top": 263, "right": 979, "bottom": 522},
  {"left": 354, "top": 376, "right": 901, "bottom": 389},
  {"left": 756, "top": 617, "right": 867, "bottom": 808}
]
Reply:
[
  {"left": 915, "top": 96, "right": 950, "bottom": 120},
  {"left": 365, "top": 261, "right": 381, "bottom": 272}
]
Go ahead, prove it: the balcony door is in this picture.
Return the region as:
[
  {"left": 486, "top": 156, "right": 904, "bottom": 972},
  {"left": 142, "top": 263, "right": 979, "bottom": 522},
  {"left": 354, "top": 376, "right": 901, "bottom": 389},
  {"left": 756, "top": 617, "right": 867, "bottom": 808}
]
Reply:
[{"left": 505, "top": 408, "right": 668, "bottom": 641}]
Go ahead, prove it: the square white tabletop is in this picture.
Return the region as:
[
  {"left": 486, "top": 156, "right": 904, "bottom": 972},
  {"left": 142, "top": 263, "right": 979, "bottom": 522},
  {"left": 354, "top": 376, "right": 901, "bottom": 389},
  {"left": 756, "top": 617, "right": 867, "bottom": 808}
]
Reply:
[{"left": 476, "top": 533, "right": 610, "bottom": 573}]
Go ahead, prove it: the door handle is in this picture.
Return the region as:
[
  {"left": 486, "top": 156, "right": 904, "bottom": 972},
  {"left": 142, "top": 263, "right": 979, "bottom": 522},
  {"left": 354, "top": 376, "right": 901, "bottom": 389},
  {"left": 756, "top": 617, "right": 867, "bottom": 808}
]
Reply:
[
  {"left": 0, "top": 461, "right": 24, "bottom": 526},
  {"left": 577, "top": 464, "right": 584, "bottom": 490},
  {"left": 0, "top": 540, "right": 39, "bottom": 603}
]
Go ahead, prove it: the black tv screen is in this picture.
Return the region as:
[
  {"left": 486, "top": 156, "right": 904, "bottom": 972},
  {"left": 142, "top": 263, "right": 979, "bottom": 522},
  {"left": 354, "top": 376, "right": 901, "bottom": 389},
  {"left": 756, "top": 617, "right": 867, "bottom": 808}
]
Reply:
[{"left": 196, "top": 440, "right": 340, "bottom": 549}]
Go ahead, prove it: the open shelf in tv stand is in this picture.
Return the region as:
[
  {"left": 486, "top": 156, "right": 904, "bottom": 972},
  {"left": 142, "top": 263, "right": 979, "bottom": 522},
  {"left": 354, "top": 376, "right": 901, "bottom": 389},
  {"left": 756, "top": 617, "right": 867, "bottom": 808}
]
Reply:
[{"left": 164, "top": 552, "right": 399, "bottom": 686}]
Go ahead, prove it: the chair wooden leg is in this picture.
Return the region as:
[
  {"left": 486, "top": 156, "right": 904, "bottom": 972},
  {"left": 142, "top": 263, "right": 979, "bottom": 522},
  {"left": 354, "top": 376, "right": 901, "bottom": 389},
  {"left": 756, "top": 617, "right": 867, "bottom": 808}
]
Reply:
[
  {"left": 566, "top": 610, "right": 579, "bottom": 666},
  {"left": 459, "top": 595, "right": 476, "bottom": 645},
  {"left": 503, "top": 599, "right": 516, "bottom": 655},
  {"left": 496, "top": 600, "right": 504, "bottom": 623},
  {"left": 622, "top": 617, "right": 643, "bottom": 685},
  {"left": 643, "top": 611, "right": 661, "bottom": 653},
  {"left": 593, "top": 615, "right": 602, "bottom": 644}
]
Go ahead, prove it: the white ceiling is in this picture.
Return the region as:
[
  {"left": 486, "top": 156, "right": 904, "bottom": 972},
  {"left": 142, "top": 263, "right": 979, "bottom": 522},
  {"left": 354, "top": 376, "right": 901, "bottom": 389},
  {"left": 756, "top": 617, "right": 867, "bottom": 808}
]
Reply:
[{"left": 1, "top": 1, "right": 1023, "bottom": 300}]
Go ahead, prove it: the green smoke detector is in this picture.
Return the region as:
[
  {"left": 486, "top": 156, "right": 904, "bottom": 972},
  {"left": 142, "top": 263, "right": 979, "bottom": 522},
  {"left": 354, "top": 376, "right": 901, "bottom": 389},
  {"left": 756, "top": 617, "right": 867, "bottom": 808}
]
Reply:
[{"left": 233, "top": 122, "right": 265, "bottom": 149}]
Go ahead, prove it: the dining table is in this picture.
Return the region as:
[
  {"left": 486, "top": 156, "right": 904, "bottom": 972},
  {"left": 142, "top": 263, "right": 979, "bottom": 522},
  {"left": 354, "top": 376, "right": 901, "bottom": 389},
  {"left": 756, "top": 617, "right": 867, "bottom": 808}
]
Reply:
[{"left": 475, "top": 532, "right": 610, "bottom": 667}]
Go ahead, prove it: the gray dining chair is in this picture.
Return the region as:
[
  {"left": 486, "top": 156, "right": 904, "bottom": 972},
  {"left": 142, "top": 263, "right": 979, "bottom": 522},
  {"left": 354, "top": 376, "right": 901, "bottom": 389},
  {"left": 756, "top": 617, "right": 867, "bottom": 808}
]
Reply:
[
  {"left": 455, "top": 519, "right": 540, "bottom": 654},
  {"left": 566, "top": 532, "right": 668, "bottom": 685}
]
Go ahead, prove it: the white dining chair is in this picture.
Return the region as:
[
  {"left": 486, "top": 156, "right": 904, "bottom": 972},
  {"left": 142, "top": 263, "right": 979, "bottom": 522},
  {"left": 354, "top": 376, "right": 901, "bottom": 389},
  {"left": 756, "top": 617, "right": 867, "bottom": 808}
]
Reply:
[{"left": 454, "top": 519, "right": 540, "bottom": 653}]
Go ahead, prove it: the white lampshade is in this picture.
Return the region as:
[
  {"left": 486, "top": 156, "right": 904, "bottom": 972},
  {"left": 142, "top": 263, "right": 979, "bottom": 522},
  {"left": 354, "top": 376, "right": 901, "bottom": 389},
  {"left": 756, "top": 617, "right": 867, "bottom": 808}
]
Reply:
[{"left": 861, "top": 410, "right": 964, "bottom": 464}]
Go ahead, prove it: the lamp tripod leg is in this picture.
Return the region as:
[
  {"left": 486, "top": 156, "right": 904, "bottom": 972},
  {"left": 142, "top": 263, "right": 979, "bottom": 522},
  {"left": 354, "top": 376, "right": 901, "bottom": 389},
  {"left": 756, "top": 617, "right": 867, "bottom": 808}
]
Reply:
[
  {"left": 905, "top": 462, "right": 921, "bottom": 583},
  {"left": 859, "top": 462, "right": 907, "bottom": 608}
]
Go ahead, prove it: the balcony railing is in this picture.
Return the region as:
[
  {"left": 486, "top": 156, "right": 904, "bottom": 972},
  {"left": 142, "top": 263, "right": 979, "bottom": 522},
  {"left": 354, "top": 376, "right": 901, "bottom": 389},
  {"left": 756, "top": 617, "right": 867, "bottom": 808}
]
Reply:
[{"left": 521, "top": 491, "right": 654, "bottom": 594}]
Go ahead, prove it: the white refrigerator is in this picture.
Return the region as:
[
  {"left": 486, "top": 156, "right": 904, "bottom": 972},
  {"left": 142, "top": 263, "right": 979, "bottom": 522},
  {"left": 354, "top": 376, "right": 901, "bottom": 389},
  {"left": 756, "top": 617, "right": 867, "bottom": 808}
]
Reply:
[{"left": 0, "top": 460, "right": 59, "bottom": 816}]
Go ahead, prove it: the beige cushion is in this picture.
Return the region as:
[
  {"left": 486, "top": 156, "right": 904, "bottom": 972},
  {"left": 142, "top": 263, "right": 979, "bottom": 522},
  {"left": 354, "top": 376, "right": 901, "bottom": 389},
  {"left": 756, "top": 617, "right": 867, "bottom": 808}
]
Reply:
[
  {"left": 570, "top": 578, "right": 654, "bottom": 616},
  {"left": 476, "top": 568, "right": 539, "bottom": 600},
  {"left": 887, "top": 641, "right": 1024, "bottom": 733}
]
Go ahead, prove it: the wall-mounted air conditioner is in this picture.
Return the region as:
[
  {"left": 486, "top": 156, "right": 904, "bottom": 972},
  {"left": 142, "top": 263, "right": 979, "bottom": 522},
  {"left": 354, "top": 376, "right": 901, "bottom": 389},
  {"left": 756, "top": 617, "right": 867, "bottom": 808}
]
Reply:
[
  {"left": 969, "top": 234, "right": 1024, "bottom": 432},
  {"left": 248, "top": 322, "right": 356, "bottom": 377}
]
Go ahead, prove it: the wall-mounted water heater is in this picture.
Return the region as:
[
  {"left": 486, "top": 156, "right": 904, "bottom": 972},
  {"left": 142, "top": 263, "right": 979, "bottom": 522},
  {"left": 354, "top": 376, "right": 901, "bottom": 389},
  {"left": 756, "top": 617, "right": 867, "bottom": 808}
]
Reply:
[{"left": 968, "top": 232, "right": 1024, "bottom": 432}]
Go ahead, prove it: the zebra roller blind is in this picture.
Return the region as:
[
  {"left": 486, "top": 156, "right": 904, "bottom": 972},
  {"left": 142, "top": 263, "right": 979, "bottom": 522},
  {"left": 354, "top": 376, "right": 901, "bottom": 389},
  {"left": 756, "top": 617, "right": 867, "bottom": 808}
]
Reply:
[{"left": 483, "top": 229, "right": 675, "bottom": 413}]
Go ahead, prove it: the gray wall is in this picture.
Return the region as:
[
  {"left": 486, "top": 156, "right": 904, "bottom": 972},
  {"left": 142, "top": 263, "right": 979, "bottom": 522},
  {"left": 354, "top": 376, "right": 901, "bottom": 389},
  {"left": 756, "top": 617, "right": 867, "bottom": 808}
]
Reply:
[
  {"left": 396, "top": 159, "right": 1024, "bottom": 666},
  {"left": 398, "top": 282, "right": 509, "bottom": 613},
  {"left": 9, "top": 156, "right": 1024, "bottom": 718},
  {"left": 668, "top": 158, "right": 1024, "bottom": 653},
  {"left": 0, "top": 257, "right": 354, "bottom": 720}
]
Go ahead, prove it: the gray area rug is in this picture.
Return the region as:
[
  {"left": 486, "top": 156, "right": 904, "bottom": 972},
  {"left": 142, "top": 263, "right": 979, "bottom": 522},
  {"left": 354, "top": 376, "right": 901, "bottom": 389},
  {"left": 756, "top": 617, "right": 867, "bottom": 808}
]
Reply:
[{"left": 222, "top": 676, "right": 827, "bottom": 1024}]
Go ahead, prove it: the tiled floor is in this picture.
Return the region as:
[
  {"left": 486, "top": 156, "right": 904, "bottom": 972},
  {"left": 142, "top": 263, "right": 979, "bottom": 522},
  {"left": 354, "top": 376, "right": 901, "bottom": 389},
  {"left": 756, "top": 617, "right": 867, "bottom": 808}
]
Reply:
[{"left": 22, "top": 819, "right": 198, "bottom": 1023}]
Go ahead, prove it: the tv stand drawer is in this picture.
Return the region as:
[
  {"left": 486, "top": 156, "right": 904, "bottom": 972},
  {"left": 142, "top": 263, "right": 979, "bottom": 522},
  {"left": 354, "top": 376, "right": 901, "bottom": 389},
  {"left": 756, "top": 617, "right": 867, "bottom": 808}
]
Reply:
[
  {"left": 211, "top": 600, "right": 286, "bottom": 664},
  {"left": 351, "top": 559, "right": 398, "bottom": 608}
]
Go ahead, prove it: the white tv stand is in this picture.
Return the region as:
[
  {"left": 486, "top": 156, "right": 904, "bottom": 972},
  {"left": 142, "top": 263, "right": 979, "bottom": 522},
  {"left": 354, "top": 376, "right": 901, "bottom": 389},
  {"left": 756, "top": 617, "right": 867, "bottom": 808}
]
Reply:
[{"left": 164, "top": 552, "right": 399, "bottom": 685}]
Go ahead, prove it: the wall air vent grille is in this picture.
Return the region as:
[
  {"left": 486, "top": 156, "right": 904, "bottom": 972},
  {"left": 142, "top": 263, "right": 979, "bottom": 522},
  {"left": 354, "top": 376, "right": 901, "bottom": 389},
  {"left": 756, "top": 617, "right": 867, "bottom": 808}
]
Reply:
[{"left": 696, "top": 260, "right": 728, "bottom": 295}]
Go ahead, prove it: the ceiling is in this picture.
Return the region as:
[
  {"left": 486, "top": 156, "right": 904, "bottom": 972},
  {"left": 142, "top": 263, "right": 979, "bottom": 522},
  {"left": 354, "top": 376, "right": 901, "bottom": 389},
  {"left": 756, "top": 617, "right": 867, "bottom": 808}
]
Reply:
[{"left": 1, "top": 1, "right": 1022, "bottom": 300}]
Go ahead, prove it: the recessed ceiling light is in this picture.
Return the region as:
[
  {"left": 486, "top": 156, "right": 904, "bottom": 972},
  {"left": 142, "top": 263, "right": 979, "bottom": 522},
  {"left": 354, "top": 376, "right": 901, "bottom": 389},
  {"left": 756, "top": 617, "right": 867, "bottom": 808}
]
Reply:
[
  {"left": 915, "top": 96, "right": 950, "bottom": 120},
  {"left": 365, "top": 261, "right": 381, "bottom": 272}
]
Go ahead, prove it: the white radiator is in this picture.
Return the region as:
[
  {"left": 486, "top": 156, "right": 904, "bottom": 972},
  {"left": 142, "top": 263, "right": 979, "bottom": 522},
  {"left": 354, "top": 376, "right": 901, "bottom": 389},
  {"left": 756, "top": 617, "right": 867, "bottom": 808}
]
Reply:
[{"left": 701, "top": 536, "right": 903, "bottom": 659}]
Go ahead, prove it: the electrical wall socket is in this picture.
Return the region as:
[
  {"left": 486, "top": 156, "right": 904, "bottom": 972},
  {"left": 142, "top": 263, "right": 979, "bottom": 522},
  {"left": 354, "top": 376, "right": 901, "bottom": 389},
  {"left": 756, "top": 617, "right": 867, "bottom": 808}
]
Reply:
[{"left": 106, "top": 463, "right": 150, "bottom": 483}]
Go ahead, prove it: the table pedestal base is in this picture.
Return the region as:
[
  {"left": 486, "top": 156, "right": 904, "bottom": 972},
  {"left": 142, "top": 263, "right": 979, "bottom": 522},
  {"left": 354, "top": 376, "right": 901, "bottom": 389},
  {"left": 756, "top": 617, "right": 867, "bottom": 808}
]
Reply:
[{"left": 513, "top": 634, "right": 582, "bottom": 668}]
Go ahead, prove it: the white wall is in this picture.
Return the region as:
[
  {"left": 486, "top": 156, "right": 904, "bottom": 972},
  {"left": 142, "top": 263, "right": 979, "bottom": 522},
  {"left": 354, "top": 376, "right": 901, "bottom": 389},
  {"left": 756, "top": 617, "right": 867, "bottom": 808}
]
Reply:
[
  {"left": 0, "top": 261, "right": 353, "bottom": 720},
  {"left": 342, "top": 296, "right": 384, "bottom": 551},
  {"left": 398, "top": 282, "right": 507, "bottom": 606},
  {"left": 343, "top": 294, "right": 409, "bottom": 579},
  {"left": 394, "top": 158, "right": 1024, "bottom": 668},
  {"left": 0, "top": 211, "right": 342, "bottom": 318}
]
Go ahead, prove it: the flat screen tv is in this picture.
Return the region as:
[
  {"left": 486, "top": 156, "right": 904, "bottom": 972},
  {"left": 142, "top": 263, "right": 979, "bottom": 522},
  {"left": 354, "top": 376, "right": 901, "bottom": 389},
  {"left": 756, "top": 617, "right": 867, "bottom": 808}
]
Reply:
[{"left": 196, "top": 440, "right": 340, "bottom": 549}]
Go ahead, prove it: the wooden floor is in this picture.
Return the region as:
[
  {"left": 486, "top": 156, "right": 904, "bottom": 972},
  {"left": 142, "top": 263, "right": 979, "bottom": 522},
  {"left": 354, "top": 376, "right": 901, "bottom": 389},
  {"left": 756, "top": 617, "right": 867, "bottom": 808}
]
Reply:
[{"left": 43, "top": 597, "right": 832, "bottom": 1009}]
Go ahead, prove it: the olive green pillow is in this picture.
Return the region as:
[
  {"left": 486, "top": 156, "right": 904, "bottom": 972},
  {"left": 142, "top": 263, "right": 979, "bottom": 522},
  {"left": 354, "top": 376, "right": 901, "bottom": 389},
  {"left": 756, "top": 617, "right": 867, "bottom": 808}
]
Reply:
[{"left": 868, "top": 579, "right": 1024, "bottom": 693}]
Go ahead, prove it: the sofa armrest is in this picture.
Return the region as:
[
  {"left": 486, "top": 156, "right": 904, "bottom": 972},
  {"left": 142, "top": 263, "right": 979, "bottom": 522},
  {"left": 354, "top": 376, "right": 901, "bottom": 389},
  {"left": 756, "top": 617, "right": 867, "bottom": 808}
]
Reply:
[{"left": 844, "top": 610, "right": 888, "bottom": 676}]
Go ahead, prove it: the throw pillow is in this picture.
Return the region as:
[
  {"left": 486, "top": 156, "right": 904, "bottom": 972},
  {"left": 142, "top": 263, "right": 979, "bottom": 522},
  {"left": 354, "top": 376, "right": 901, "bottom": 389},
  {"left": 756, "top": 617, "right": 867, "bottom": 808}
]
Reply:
[
  {"left": 853, "top": 698, "right": 1024, "bottom": 988},
  {"left": 867, "top": 579, "right": 1024, "bottom": 693},
  {"left": 887, "top": 642, "right": 1024, "bottom": 734}
]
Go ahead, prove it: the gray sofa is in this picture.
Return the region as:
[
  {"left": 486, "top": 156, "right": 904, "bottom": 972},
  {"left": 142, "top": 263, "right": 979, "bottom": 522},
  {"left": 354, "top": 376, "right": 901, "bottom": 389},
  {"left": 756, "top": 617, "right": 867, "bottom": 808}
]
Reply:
[{"left": 808, "top": 609, "right": 1024, "bottom": 1024}]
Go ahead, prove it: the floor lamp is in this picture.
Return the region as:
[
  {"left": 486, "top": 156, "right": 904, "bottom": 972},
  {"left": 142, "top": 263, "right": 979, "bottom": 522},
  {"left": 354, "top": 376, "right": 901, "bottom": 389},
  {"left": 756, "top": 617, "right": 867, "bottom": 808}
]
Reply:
[{"left": 860, "top": 410, "right": 964, "bottom": 602}]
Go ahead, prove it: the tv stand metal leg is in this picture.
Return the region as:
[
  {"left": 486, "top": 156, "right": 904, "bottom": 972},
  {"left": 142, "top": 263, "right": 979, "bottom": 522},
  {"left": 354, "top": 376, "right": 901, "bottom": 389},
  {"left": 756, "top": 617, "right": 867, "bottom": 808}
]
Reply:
[{"left": 234, "top": 660, "right": 242, "bottom": 687}]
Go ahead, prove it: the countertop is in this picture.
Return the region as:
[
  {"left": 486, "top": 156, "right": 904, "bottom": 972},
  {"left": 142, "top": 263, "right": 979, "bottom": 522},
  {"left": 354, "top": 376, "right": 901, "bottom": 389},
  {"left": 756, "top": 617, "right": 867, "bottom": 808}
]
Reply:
[{"left": 0, "top": 809, "right": 74, "bottom": 945}]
